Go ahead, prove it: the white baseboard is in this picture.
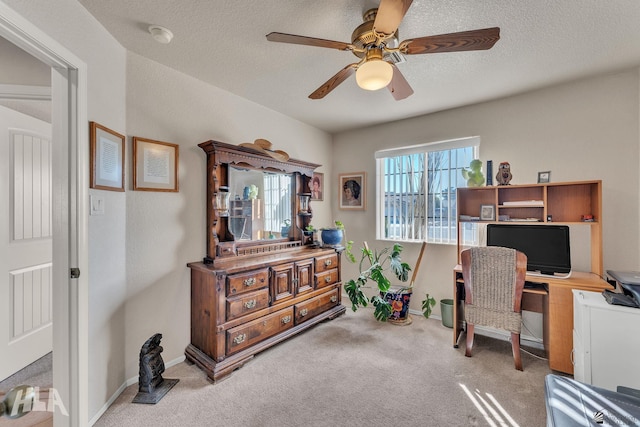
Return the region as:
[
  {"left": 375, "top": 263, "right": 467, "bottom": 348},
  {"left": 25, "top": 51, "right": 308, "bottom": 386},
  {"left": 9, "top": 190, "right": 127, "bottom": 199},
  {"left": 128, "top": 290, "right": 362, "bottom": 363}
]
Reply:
[{"left": 88, "top": 355, "right": 186, "bottom": 426}]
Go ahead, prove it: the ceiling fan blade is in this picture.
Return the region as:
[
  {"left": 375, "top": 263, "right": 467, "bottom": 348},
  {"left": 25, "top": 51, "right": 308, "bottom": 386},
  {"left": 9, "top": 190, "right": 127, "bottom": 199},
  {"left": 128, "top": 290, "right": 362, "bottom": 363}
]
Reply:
[
  {"left": 309, "top": 64, "right": 358, "bottom": 99},
  {"left": 266, "top": 32, "right": 352, "bottom": 51},
  {"left": 402, "top": 27, "right": 500, "bottom": 55},
  {"left": 387, "top": 64, "right": 414, "bottom": 100},
  {"left": 373, "top": 0, "right": 414, "bottom": 37}
]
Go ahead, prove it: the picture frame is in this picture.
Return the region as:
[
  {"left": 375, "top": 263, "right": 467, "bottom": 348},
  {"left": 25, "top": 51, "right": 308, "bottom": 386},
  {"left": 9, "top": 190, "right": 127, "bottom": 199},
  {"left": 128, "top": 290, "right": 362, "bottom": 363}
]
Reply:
[
  {"left": 339, "top": 172, "right": 366, "bottom": 210},
  {"left": 309, "top": 172, "right": 324, "bottom": 201},
  {"left": 133, "top": 137, "right": 179, "bottom": 192},
  {"left": 480, "top": 204, "right": 495, "bottom": 221},
  {"left": 537, "top": 171, "right": 551, "bottom": 184},
  {"left": 90, "top": 121, "right": 125, "bottom": 192}
]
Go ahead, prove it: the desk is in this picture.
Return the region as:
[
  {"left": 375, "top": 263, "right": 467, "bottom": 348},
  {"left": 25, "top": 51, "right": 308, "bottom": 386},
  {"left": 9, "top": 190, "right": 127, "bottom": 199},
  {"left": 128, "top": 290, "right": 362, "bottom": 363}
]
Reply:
[{"left": 453, "top": 265, "right": 611, "bottom": 374}]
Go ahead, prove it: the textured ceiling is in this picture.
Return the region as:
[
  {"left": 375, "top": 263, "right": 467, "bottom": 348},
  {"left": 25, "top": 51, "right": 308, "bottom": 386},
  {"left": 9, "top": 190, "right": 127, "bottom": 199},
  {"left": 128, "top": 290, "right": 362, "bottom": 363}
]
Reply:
[{"left": 78, "top": 0, "right": 640, "bottom": 134}]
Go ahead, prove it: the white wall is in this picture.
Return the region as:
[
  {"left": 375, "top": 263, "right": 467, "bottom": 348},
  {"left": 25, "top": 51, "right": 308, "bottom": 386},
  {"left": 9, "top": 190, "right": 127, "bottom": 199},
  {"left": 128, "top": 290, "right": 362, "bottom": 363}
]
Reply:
[{"left": 333, "top": 69, "right": 640, "bottom": 322}]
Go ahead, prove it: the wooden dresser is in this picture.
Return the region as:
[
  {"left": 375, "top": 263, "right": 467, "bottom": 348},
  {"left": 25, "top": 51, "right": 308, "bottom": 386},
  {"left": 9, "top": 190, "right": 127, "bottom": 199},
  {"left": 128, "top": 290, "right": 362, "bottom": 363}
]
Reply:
[{"left": 186, "top": 140, "right": 345, "bottom": 382}]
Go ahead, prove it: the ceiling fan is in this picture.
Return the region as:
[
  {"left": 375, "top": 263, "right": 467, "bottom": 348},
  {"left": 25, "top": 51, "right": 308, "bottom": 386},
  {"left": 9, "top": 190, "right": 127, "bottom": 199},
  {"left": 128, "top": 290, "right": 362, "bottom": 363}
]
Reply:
[{"left": 266, "top": 0, "right": 500, "bottom": 100}]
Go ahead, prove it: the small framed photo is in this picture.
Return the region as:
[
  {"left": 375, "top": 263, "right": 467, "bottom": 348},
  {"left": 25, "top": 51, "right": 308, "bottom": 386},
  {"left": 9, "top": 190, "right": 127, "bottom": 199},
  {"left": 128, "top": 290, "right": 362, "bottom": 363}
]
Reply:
[
  {"left": 537, "top": 171, "right": 551, "bottom": 184},
  {"left": 90, "top": 121, "right": 125, "bottom": 192},
  {"left": 133, "top": 137, "right": 179, "bottom": 192},
  {"left": 309, "top": 172, "right": 324, "bottom": 201},
  {"left": 480, "top": 204, "right": 495, "bottom": 221},
  {"left": 339, "top": 172, "right": 365, "bottom": 210}
]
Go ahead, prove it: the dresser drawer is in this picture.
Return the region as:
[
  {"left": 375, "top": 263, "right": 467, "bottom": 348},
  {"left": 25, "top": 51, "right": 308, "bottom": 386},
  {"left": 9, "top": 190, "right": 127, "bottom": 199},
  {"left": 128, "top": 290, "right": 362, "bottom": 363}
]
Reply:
[
  {"left": 227, "top": 269, "right": 269, "bottom": 296},
  {"left": 226, "top": 288, "right": 270, "bottom": 321},
  {"left": 315, "top": 269, "right": 338, "bottom": 289},
  {"left": 295, "top": 288, "right": 339, "bottom": 324},
  {"left": 226, "top": 307, "right": 294, "bottom": 354},
  {"left": 315, "top": 253, "right": 338, "bottom": 273}
]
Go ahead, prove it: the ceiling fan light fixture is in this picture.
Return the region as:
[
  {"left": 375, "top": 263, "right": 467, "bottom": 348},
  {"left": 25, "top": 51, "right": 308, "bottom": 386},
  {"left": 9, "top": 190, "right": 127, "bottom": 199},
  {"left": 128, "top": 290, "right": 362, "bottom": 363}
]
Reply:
[
  {"left": 148, "top": 25, "right": 174, "bottom": 44},
  {"left": 356, "top": 48, "right": 393, "bottom": 91}
]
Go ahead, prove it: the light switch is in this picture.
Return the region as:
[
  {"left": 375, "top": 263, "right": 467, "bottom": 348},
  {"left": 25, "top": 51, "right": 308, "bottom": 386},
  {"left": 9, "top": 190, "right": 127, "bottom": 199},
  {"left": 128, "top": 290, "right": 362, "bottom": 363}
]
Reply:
[{"left": 90, "top": 195, "right": 105, "bottom": 215}]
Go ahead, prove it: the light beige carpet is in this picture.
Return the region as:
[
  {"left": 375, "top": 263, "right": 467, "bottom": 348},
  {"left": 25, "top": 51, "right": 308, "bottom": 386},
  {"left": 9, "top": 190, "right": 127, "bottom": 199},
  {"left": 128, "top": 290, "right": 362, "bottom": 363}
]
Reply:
[{"left": 95, "top": 308, "right": 550, "bottom": 427}]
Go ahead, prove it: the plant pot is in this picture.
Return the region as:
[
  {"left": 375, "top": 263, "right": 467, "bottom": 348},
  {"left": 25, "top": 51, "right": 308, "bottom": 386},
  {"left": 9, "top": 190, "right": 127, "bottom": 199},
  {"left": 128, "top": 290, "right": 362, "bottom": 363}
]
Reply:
[
  {"left": 381, "top": 288, "right": 412, "bottom": 326},
  {"left": 281, "top": 226, "right": 290, "bottom": 237},
  {"left": 320, "top": 229, "right": 343, "bottom": 247},
  {"left": 440, "top": 299, "right": 454, "bottom": 328}
]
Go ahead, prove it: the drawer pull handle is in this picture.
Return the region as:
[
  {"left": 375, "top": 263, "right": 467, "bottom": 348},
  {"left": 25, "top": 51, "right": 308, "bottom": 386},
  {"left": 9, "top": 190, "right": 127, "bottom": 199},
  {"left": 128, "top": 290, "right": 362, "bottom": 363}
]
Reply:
[
  {"left": 244, "top": 299, "right": 257, "bottom": 309},
  {"left": 281, "top": 315, "right": 291, "bottom": 324},
  {"left": 324, "top": 259, "right": 332, "bottom": 266},
  {"left": 330, "top": 295, "right": 337, "bottom": 303},
  {"left": 243, "top": 278, "right": 256, "bottom": 287},
  {"left": 300, "top": 308, "right": 308, "bottom": 317},
  {"left": 325, "top": 276, "right": 332, "bottom": 283},
  {"left": 233, "top": 334, "right": 246, "bottom": 345}
]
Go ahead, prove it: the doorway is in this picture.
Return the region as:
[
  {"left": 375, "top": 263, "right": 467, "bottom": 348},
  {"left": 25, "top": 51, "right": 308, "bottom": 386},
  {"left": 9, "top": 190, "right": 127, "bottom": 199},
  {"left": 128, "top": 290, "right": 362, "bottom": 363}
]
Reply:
[{"left": 0, "top": 3, "right": 88, "bottom": 426}]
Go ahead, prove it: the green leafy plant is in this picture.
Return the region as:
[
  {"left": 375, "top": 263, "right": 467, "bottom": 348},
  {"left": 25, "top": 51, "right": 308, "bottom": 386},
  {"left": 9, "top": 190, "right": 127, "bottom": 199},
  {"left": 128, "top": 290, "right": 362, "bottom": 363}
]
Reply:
[
  {"left": 344, "top": 243, "right": 412, "bottom": 321},
  {"left": 421, "top": 294, "right": 436, "bottom": 318},
  {"left": 461, "top": 159, "right": 485, "bottom": 187}
]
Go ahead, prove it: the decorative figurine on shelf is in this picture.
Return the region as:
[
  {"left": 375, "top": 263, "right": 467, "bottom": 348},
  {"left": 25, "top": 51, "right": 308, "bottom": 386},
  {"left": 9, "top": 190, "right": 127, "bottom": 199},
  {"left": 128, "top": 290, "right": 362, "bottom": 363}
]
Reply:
[
  {"left": 248, "top": 184, "right": 258, "bottom": 200},
  {"left": 132, "top": 333, "right": 179, "bottom": 404},
  {"left": 461, "top": 159, "right": 485, "bottom": 187},
  {"left": 496, "top": 162, "right": 513, "bottom": 185}
]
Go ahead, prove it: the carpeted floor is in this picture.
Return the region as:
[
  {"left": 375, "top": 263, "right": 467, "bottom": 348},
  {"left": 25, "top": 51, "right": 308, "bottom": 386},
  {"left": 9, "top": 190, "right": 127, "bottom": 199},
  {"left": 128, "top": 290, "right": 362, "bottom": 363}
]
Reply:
[{"left": 95, "top": 308, "right": 551, "bottom": 427}]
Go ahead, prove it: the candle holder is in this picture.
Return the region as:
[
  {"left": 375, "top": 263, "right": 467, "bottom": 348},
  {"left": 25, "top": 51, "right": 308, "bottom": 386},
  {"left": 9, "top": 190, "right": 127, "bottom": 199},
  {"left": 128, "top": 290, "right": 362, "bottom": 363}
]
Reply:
[
  {"left": 298, "top": 193, "right": 311, "bottom": 214},
  {"left": 215, "top": 186, "right": 231, "bottom": 216}
]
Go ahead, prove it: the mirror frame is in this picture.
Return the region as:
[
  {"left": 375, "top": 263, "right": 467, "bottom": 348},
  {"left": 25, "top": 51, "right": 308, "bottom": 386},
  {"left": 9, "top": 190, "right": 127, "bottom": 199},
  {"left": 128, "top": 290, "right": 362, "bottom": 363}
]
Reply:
[{"left": 198, "top": 140, "right": 320, "bottom": 264}]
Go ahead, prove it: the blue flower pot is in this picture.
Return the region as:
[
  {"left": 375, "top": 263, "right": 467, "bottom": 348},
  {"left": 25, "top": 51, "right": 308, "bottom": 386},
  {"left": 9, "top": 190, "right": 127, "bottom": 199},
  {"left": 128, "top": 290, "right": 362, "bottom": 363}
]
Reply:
[{"left": 320, "top": 229, "right": 343, "bottom": 247}]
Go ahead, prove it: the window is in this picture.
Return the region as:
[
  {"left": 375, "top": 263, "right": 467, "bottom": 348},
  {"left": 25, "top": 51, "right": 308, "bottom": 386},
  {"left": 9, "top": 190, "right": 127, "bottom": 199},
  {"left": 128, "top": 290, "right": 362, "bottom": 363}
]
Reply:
[
  {"left": 375, "top": 137, "right": 479, "bottom": 244},
  {"left": 262, "top": 173, "right": 292, "bottom": 232}
]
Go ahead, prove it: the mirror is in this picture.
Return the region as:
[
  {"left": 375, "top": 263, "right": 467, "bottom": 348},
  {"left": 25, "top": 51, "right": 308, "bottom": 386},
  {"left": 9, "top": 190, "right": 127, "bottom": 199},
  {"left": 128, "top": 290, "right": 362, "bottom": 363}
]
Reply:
[{"left": 228, "top": 166, "right": 293, "bottom": 240}]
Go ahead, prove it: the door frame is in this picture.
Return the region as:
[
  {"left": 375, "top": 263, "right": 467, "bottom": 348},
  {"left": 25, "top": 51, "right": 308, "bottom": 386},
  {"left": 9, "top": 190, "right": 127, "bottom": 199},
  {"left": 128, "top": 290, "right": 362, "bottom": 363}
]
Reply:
[{"left": 0, "top": 3, "right": 88, "bottom": 427}]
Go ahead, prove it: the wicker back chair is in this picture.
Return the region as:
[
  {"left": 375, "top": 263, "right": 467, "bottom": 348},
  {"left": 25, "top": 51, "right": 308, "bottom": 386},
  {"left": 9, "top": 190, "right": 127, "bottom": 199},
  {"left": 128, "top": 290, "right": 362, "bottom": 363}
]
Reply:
[{"left": 461, "top": 246, "right": 527, "bottom": 371}]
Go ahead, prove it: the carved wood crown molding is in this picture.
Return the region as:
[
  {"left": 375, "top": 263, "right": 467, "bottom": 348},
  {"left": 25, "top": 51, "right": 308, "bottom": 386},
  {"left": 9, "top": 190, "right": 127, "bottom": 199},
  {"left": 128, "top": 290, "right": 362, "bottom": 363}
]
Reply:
[{"left": 199, "top": 140, "right": 319, "bottom": 176}]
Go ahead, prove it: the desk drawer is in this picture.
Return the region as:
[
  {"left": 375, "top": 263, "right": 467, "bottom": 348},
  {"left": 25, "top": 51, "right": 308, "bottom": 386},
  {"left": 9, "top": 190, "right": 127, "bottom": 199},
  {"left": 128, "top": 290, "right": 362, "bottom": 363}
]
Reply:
[
  {"left": 295, "top": 288, "right": 339, "bottom": 324},
  {"left": 226, "top": 288, "right": 269, "bottom": 321},
  {"left": 315, "top": 254, "right": 338, "bottom": 273},
  {"left": 226, "top": 307, "right": 294, "bottom": 354},
  {"left": 315, "top": 269, "right": 338, "bottom": 289},
  {"left": 227, "top": 269, "right": 269, "bottom": 296}
]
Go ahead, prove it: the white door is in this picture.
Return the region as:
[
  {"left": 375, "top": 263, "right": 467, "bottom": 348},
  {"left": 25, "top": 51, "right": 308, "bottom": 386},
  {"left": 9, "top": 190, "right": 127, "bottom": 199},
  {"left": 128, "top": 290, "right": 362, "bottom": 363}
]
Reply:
[{"left": 0, "top": 104, "right": 52, "bottom": 381}]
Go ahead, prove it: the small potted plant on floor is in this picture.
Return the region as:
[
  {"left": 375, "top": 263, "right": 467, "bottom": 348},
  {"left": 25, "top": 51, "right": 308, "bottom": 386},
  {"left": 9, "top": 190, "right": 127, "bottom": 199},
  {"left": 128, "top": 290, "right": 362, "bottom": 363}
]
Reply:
[{"left": 344, "top": 241, "right": 435, "bottom": 323}]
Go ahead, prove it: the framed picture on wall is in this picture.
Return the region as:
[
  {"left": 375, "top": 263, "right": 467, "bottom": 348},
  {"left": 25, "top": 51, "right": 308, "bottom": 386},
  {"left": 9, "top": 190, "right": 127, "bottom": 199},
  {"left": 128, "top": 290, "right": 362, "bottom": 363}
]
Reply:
[
  {"left": 309, "top": 172, "right": 324, "bottom": 201},
  {"left": 339, "top": 172, "right": 366, "bottom": 210},
  {"left": 133, "top": 137, "right": 179, "bottom": 192},
  {"left": 90, "top": 121, "right": 125, "bottom": 192}
]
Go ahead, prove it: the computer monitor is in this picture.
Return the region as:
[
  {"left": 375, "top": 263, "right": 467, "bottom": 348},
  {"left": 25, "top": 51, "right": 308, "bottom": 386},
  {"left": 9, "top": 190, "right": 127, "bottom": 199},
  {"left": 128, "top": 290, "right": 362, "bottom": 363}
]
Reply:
[{"left": 486, "top": 224, "right": 571, "bottom": 276}]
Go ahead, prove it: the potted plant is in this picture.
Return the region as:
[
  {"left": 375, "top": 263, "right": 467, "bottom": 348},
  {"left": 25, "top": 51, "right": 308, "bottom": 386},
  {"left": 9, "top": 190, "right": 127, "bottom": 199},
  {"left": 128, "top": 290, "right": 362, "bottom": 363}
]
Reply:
[
  {"left": 344, "top": 241, "right": 435, "bottom": 323},
  {"left": 320, "top": 220, "right": 345, "bottom": 247},
  {"left": 281, "top": 219, "right": 291, "bottom": 237}
]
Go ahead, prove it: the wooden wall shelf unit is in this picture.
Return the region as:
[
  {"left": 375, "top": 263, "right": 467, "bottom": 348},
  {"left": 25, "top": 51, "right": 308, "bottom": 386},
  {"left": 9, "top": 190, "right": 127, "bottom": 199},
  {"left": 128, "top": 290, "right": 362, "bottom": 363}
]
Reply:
[
  {"left": 187, "top": 141, "right": 345, "bottom": 382},
  {"left": 454, "top": 180, "right": 610, "bottom": 374}
]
